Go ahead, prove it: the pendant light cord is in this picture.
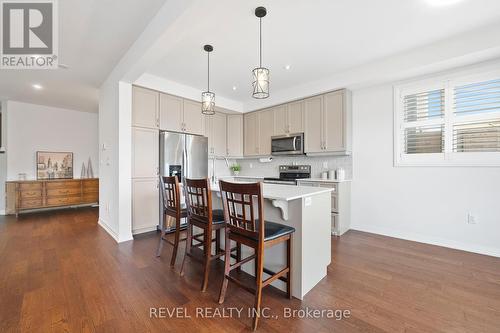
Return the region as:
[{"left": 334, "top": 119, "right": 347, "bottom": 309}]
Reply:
[
  {"left": 207, "top": 51, "right": 210, "bottom": 91},
  {"left": 259, "top": 18, "right": 262, "bottom": 67}
]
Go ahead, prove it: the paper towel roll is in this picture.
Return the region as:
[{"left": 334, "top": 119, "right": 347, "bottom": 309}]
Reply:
[{"left": 259, "top": 157, "right": 273, "bottom": 163}]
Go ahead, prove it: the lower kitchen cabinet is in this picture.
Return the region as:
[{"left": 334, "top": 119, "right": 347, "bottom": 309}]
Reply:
[
  {"left": 132, "top": 178, "right": 160, "bottom": 235},
  {"left": 297, "top": 180, "right": 351, "bottom": 236}
]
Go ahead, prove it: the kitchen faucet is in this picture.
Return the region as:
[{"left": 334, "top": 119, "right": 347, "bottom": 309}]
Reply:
[{"left": 211, "top": 156, "right": 230, "bottom": 184}]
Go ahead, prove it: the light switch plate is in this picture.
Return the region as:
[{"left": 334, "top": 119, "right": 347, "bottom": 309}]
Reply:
[{"left": 305, "top": 197, "right": 312, "bottom": 206}]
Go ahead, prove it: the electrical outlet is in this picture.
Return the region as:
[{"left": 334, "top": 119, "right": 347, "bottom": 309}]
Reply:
[
  {"left": 323, "top": 161, "right": 328, "bottom": 169},
  {"left": 249, "top": 163, "right": 253, "bottom": 169},
  {"left": 467, "top": 212, "right": 477, "bottom": 224}
]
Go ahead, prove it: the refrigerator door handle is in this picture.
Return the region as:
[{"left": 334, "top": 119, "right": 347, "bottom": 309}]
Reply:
[{"left": 183, "top": 137, "right": 188, "bottom": 181}]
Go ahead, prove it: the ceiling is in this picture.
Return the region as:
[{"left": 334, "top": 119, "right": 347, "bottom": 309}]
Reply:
[
  {"left": 0, "top": 0, "right": 166, "bottom": 113},
  {"left": 2, "top": 0, "right": 500, "bottom": 113},
  {"left": 145, "top": 0, "right": 500, "bottom": 110}
]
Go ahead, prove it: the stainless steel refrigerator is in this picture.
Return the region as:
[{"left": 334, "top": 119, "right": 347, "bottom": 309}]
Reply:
[
  {"left": 159, "top": 131, "right": 208, "bottom": 181},
  {"left": 159, "top": 131, "right": 208, "bottom": 231}
]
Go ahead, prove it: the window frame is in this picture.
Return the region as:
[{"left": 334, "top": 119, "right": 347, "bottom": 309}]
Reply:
[{"left": 394, "top": 70, "right": 500, "bottom": 167}]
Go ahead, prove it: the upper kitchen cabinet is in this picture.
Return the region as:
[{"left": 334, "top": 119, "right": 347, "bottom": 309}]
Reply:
[
  {"left": 258, "top": 109, "right": 274, "bottom": 156},
  {"left": 227, "top": 114, "right": 244, "bottom": 158},
  {"left": 205, "top": 112, "right": 227, "bottom": 156},
  {"left": 244, "top": 112, "right": 259, "bottom": 156},
  {"left": 159, "top": 93, "right": 183, "bottom": 132},
  {"left": 304, "top": 89, "right": 352, "bottom": 155},
  {"left": 273, "top": 105, "right": 288, "bottom": 136},
  {"left": 159, "top": 93, "right": 204, "bottom": 136},
  {"left": 287, "top": 100, "right": 305, "bottom": 134},
  {"left": 304, "top": 95, "right": 324, "bottom": 153},
  {"left": 273, "top": 101, "right": 304, "bottom": 136},
  {"left": 132, "top": 86, "right": 159, "bottom": 129},
  {"left": 183, "top": 100, "right": 205, "bottom": 136}
]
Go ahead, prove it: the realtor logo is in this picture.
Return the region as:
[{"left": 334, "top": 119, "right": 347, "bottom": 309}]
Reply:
[{"left": 1, "top": 0, "right": 58, "bottom": 69}]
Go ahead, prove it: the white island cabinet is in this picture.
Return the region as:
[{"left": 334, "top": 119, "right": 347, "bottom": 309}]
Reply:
[{"left": 210, "top": 183, "right": 333, "bottom": 300}]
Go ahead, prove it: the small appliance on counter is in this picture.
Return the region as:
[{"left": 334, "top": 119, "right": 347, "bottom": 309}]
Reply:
[
  {"left": 335, "top": 168, "right": 346, "bottom": 181},
  {"left": 263, "top": 165, "right": 311, "bottom": 185}
]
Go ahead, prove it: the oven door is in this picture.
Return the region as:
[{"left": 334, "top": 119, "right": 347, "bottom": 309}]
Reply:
[{"left": 271, "top": 134, "right": 304, "bottom": 155}]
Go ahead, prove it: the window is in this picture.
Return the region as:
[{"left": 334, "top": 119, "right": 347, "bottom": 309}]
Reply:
[{"left": 394, "top": 72, "right": 500, "bottom": 166}]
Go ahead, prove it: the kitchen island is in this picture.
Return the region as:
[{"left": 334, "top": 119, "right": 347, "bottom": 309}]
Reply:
[{"left": 210, "top": 182, "right": 333, "bottom": 300}]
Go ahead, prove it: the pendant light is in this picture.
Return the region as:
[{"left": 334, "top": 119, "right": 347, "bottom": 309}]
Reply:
[
  {"left": 202, "top": 44, "right": 215, "bottom": 115},
  {"left": 252, "top": 6, "right": 269, "bottom": 99}
]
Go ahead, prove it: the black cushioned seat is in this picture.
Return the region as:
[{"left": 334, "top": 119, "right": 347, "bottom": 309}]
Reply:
[{"left": 248, "top": 220, "right": 295, "bottom": 242}]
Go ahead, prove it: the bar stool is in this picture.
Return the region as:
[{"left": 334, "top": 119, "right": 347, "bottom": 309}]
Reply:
[
  {"left": 180, "top": 178, "right": 227, "bottom": 291},
  {"left": 156, "top": 176, "right": 187, "bottom": 267},
  {"left": 218, "top": 180, "right": 295, "bottom": 331}
]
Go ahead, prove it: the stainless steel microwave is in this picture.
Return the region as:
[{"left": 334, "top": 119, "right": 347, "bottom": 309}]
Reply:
[{"left": 271, "top": 133, "right": 304, "bottom": 156}]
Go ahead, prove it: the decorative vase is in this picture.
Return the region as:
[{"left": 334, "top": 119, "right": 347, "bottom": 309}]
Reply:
[
  {"left": 80, "top": 163, "right": 87, "bottom": 178},
  {"left": 87, "top": 158, "right": 94, "bottom": 178}
]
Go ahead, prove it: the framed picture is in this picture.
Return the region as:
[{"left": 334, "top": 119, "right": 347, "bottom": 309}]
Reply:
[{"left": 36, "top": 151, "right": 73, "bottom": 180}]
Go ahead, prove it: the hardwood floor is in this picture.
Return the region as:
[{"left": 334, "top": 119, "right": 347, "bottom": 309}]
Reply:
[{"left": 1, "top": 208, "right": 500, "bottom": 332}]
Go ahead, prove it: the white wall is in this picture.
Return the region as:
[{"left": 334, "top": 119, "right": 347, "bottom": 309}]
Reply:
[
  {"left": 98, "top": 80, "right": 133, "bottom": 243},
  {"left": 0, "top": 101, "right": 7, "bottom": 214},
  {"left": 351, "top": 84, "right": 500, "bottom": 257},
  {"left": 5, "top": 101, "right": 98, "bottom": 180}
]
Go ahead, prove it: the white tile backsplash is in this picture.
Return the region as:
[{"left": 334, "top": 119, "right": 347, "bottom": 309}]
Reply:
[{"left": 218, "top": 155, "right": 352, "bottom": 180}]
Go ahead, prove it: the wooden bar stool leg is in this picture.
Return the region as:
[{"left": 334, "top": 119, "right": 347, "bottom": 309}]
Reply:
[
  {"left": 201, "top": 227, "right": 211, "bottom": 292},
  {"left": 215, "top": 229, "right": 221, "bottom": 254},
  {"left": 287, "top": 236, "right": 292, "bottom": 299},
  {"left": 252, "top": 248, "right": 264, "bottom": 331},
  {"left": 156, "top": 214, "right": 166, "bottom": 257},
  {"left": 170, "top": 217, "right": 180, "bottom": 267},
  {"left": 236, "top": 242, "right": 242, "bottom": 273},
  {"left": 218, "top": 230, "right": 231, "bottom": 304},
  {"left": 180, "top": 220, "right": 192, "bottom": 276}
]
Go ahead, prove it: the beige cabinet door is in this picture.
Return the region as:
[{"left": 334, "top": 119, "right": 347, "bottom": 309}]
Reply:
[
  {"left": 132, "top": 128, "right": 159, "bottom": 178},
  {"left": 183, "top": 100, "right": 204, "bottom": 135},
  {"left": 304, "top": 95, "right": 324, "bottom": 153},
  {"left": 244, "top": 112, "right": 259, "bottom": 156},
  {"left": 227, "top": 114, "right": 243, "bottom": 157},
  {"left": 132, "top": 86, "right": 159, "bottom": 129},
  {"left": 324, "top": 91, "right": 344, "bottom": 152},
  {"left": 273, "top": 105, "right": 288, "bottom": 136},
  {"left": 212, "top": 112, "right": 227, "bottom": 156},
  {"left": 288, "top": 100, "right": 304, "bottom": 134},
  {"left": 205, "top": 115, "right": 214, "bottom": 156},
  {"left": 258, "top": 109, "right": 274, "bottom": 155},
  {"left": 159, "top": 93, "right": 182, "bottom": 132},
  {"left": 132, "top": 178, "right": 160, "bottom": 234}
]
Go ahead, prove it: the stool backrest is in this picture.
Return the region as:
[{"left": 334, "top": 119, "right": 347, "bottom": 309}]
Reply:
[
  {"left": 161, "top": 176, "right": 181, "bottom": 217},
  {"left": 184, "top": 178, "right": 212, "bottom": 225},
  {"left": 219, "top": 180, "right": 264, "bottom": 241}
]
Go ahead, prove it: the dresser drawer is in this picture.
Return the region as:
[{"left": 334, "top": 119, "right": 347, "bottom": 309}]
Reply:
[
  {"left": 82, "top": 193, "right": 99, "bottom": 203},
  {"left": 46, "top": 195, "right": 81, "bottom": 206},
  {"left": 46, "top": 180, "right": 81, "bottom": 189},
  {"left": 82, "top": 179, "right": 98, "bottom": 189},
  {"left": 20, "top": 190, "right": 43, "bottom": 199},
  {"left": 19, "top": 199, "right": 43, "bottom": 209},
  {"left": 19, "top": 183, "right": 42, "bottom": 191},
  {"left": 46, "top": 187, "right": 81, "bottom": 197}
]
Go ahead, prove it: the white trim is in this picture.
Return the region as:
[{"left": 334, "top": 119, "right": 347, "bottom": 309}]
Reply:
[
  {"left": 0, "top": 210, "right": 5, "bottom": 216},
  {"left": 98, "top": 218, "right": 119, "bottom": 242},
  {"left": 351, "top": 224, "right": 500, "bottom": 258},
  {"left": 394, "top": 68, "right": 500, "bottom": 166},
  {"left": 132, "top": 225, "right": 158, "bottom": 235}
]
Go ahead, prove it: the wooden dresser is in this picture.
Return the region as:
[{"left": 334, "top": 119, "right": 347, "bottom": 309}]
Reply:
[{"left": 5, "top": 178, "right": 99, "bottom": 216}]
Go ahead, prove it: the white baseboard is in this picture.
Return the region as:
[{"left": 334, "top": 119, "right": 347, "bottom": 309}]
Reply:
[
  {"left": 98, "top": 218, "right": 119, "bottom": 242},
  {"left": 132, "top": 225, "right": 158, "bottom": 235},
  {"left": 0, "top": 209, "right": 5, "bottom": 216},
  {"left": 351, "top": 224, "right": 500, "bottom": 258},
  {"left": 98, "top": 218, "right": 134, "bottom": 243}
]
